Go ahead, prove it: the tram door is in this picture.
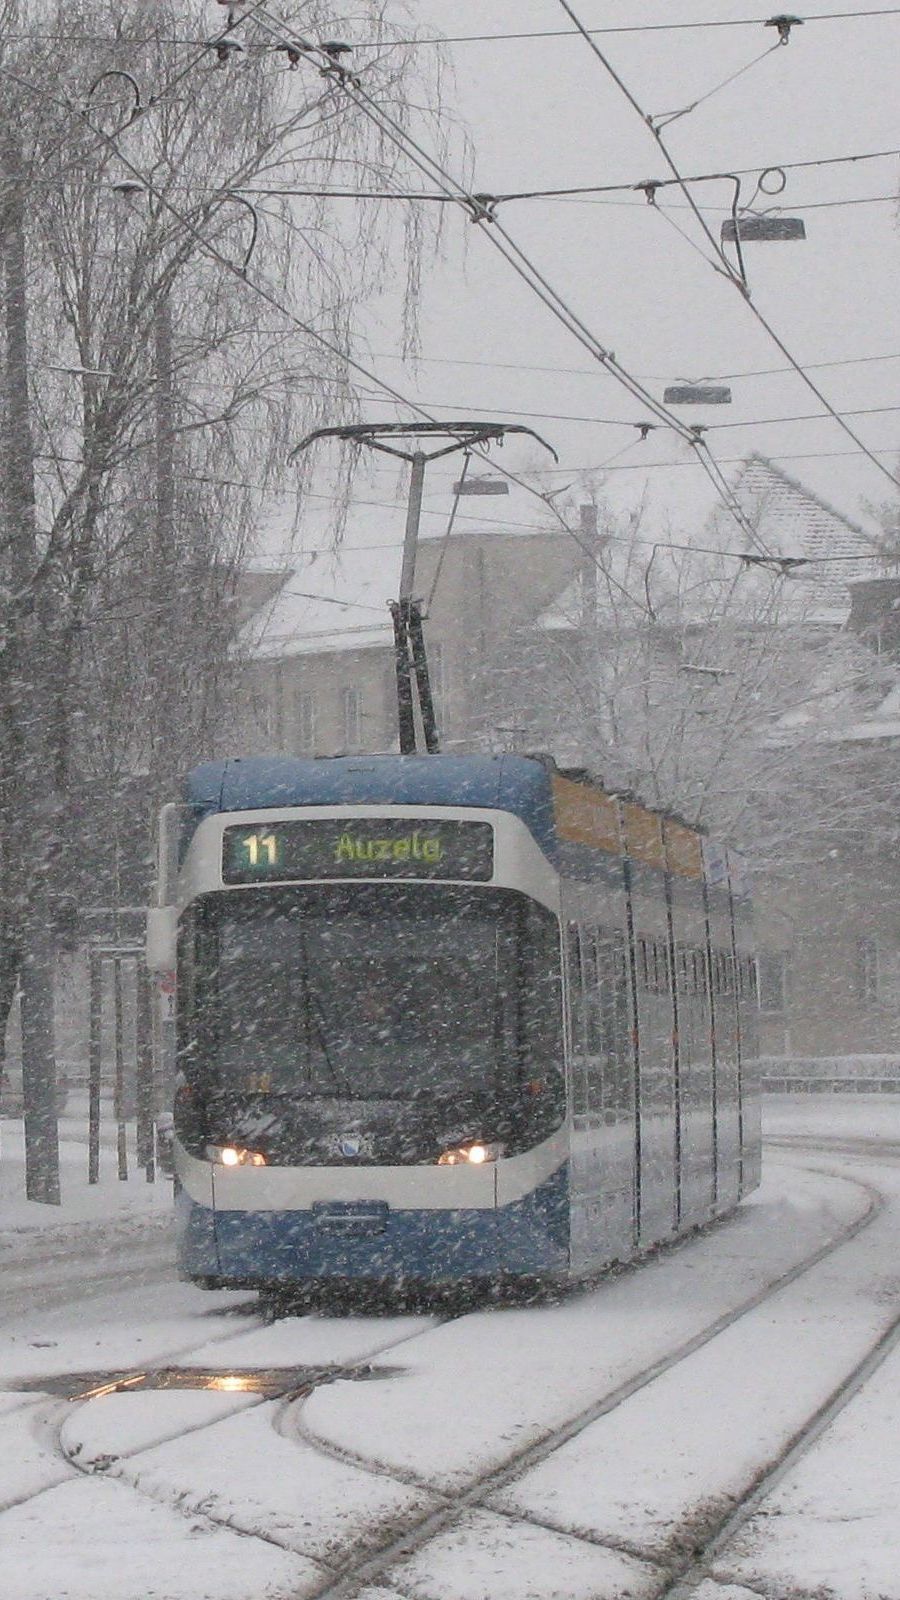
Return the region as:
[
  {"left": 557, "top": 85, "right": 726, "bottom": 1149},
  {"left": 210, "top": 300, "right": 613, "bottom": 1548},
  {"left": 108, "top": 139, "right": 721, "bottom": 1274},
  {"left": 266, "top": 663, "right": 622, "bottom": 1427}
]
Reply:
[
  {"left": 668, "top": 866, "right": 715, "bottom": 1227},
  {"left": 705, "top": 849, "right": 741, "bottom": 1210},
  {"left": 632, "top": 924, "right": 678, "bottom": 1246},
  {"left": 730, "top": 852, "right": 761, "bottom": 1195},
  {"left": 566, "top": 917, "right": 635, "bottom": 1270}
]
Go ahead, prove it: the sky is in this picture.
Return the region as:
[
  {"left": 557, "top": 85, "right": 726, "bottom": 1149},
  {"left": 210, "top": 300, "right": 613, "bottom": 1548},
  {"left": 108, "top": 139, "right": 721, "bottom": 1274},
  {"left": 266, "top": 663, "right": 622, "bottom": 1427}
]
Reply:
[
  {"left": 373, "top": 0, "right": 900, "bottom": 521},
  {"left": 256, "top": 0, "right": 899, "bottom": 597}
]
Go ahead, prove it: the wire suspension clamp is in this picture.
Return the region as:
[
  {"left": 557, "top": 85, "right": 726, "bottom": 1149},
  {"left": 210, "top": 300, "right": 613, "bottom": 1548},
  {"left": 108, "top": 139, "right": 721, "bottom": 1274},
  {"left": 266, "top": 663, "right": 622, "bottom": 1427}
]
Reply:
[{"left": 765, "top": 15, "right": 804, "bottom": 45}]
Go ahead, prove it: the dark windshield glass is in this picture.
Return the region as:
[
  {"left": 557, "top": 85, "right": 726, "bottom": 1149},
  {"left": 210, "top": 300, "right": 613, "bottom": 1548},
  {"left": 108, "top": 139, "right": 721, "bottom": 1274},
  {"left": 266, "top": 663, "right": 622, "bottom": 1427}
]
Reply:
[
  {"left": 214, "top": 896, "right": 513, "bottom": 1098},
  {"left": 177, "top": 885, "right": 564, "bottom": 1162}
]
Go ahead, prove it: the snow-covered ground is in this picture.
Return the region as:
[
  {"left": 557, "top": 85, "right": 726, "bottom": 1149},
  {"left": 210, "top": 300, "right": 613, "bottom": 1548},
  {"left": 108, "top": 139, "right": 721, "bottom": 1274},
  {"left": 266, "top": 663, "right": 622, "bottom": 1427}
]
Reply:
[{"left": 0, "top": 1095, "right": 897, "bottom": 1600}]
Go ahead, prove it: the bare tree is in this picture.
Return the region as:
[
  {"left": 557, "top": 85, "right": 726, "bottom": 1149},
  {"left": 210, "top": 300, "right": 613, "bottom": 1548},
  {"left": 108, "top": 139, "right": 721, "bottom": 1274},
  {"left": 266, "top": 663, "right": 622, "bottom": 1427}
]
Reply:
[
  {"left": 0, "top": 0, "right": 446, "bottom": 1196},
  {"left": 480, "top": 493, "right": 900, "bottom": 873}
]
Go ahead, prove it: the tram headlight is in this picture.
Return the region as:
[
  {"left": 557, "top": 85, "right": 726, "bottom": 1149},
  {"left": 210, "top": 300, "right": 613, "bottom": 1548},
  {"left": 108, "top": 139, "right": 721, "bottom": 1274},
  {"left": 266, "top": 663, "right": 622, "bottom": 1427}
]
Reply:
[
  {"left": 206, "top": 1143, "right": 267, "bottom": 1167},
  {"left": 436, "top": 1141, "right": 504, "bottom": 1167}
]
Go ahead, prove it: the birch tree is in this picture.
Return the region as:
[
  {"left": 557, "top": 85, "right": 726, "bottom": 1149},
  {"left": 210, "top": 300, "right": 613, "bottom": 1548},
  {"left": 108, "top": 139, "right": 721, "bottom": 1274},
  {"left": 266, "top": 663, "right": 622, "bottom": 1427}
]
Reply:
[{"left": 0, "top": 0, "right": 445, "bottom": 1196}]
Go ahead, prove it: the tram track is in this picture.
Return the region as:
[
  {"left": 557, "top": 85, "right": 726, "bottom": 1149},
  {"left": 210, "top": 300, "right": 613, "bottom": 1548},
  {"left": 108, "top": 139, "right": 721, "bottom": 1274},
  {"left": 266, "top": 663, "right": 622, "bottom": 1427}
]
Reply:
[
  {"left": 54, "top": 1146, "right": 881, "bottom": 1596},
  {"left": 271, "top": 1148, "right": 889, "bottom": 1599},
  {"left": 0, "top": 1289, "right": 276, "bottom": 1517},
  {"left": 659, "top": 1292, "right": 900, "bottom": 1598},
  {"left": 2, "top": 1137, "right": 894, "bottom": 1600},
  {"left": 0, "top": 1307, "right": 447, "bottom": 1545}
]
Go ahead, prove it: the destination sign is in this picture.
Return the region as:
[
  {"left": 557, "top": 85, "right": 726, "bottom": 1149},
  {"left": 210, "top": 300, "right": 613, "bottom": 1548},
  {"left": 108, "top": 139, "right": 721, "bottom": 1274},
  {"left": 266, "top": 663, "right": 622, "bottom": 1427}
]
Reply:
[{"left": 222, "top": 818, "right": 494, "bottom": 884}]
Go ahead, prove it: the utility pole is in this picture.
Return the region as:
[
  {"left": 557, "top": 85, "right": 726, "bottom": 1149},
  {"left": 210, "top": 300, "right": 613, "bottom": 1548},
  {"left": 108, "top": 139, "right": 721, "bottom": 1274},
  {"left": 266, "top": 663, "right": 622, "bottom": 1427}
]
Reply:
[
  {"left": 293, "top": 423, "right": 557, "bottom": 754},
  {"left": 1, "top": 119, "right": 60, "bottom": 1203},
  {"left": 151, "top": 286, "right": 177, "bottom": 796}
]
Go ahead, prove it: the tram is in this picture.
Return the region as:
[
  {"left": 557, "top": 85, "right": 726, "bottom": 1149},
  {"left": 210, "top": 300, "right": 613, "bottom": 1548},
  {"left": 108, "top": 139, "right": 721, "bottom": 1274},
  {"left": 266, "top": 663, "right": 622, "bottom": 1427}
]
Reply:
[{"left": 146, "top": 753, "right": 760, "bottom": 1290}]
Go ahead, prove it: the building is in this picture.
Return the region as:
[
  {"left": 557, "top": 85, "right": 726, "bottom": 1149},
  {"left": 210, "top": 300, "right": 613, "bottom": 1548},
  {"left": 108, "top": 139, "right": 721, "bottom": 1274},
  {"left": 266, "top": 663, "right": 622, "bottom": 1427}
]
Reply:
[
  {"left": 234, "top": 457, "right": 900, "bottom": 1065},
  {"left": 240, "top": 522, "right": 581, "bottom": 757}
]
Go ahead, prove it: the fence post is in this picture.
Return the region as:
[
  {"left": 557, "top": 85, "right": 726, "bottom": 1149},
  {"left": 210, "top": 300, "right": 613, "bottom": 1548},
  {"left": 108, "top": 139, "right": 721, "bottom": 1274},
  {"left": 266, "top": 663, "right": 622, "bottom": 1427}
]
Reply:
[
  {"left": 88, "top": 949, "right": 102, "bottom": 1185},
  {"left": 136, "top": 962, "right": 155, "bottom": 1181},
  {"left": 113, "top": 957, "right": 128, "bottom": 1181}
]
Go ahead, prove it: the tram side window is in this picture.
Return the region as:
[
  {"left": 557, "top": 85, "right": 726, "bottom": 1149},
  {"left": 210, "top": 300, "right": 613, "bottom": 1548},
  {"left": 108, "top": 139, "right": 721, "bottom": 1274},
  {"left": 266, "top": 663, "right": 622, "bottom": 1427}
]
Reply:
[
  {"left": 711, "top": 951, "right": 736, "bottom": 998},
  {"left": 566, "top": 923, "right": 589, "bottom": 1115},
  {"left": 638, "top": 937, "right": 671, "bottom": 996},
  {"left": 581, "top": 927, "right": 606, "bottom": 1116},
  {"left": 596, "top": 930, "right": 633, "bottom": 1116}
]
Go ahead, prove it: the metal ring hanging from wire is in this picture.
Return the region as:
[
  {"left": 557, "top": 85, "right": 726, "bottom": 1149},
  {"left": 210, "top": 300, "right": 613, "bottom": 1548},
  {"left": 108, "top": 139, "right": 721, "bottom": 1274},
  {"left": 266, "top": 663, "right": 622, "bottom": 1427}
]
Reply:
[
  {"left": 84, "top": 70, "right": 142, "bottom": 134},
  {"left": 216, "top": 192, "right": 259, "bottom": 273}
]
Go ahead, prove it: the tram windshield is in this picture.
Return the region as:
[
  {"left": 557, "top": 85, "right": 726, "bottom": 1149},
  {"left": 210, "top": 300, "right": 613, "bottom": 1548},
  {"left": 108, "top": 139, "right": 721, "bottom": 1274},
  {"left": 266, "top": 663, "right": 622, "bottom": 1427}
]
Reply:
[{"left": 178, "top": 885, "right": 563, "bottom": 1158}]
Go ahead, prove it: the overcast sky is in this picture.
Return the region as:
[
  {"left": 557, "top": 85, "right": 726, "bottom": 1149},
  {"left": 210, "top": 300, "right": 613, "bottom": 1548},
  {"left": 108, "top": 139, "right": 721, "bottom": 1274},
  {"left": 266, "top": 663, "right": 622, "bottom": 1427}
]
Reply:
[{"left": 270, "top": 1, "right": 900, "bottom": 611}]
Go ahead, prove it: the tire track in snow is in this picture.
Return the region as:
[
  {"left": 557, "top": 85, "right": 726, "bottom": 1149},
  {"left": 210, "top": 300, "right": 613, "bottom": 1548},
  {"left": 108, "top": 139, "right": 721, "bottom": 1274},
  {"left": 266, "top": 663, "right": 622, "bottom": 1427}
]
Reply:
[
  {"left": 31, "top": 1313, "right": 452, "bottom": 1576},
  {"left": 3, "top": 1141, "right": 892, "bottom": 1600},
  {"left": 272, "top": 1151, "right": 891, "bottom": 1599}
]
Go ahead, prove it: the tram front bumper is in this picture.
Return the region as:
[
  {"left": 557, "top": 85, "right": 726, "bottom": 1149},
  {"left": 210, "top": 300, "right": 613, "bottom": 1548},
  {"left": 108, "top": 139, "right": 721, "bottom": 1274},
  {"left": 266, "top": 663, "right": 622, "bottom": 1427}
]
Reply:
[{"left": 176, "top": 1165, "right": 569, "bottom": 1285}]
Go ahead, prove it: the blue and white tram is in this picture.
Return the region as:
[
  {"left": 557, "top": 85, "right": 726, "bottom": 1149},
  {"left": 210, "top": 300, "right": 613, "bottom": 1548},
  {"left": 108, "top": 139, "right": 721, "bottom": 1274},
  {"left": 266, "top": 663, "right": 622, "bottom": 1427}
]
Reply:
[{"left": 146, "top": 754, "right": 760, "bottom": 1290}]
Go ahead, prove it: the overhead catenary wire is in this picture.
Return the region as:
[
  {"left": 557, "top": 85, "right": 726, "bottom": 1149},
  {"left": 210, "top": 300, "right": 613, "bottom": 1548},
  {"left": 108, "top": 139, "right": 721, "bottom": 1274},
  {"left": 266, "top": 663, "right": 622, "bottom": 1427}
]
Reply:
[
  {"left": 13, "top": 128, "right": 900, "bottom": 212},
  {"left": 553, "top": 0, "right": 900, "bottom": 495},
  {"left": 1, "top": 17, "right": 880, "bottom": 578},
  {"left": 366, "top": 345, "right": 900, "bottom": 385},
  {"left": 242, "top": 5, "right": 769, "bottom": 549},
  {"left": 6, "top": 9, "right": 900, "bottom": 49},
  {"left": 272, "top": 505, "right": 892, "bottom": 580},
  {"left": 36, "top": 441, "right": 900, "bottom": 492},
  {"left": 0, "top": 49, "right": 658, "bottom": 593},
  {"left": 357, "top": 7, "right": 900, "bottom": 49},
  {"left": 344, "top": 395, "right": 900, "bottom": 432},
  {"left": 379, "top": 7, "right": 900, "bottom": 48},
  {"left": 484, "top": 145, "right": 900, "bottom": 207},
  {"left": 284, "top": 589, "right": 387, "bottom": 613}
]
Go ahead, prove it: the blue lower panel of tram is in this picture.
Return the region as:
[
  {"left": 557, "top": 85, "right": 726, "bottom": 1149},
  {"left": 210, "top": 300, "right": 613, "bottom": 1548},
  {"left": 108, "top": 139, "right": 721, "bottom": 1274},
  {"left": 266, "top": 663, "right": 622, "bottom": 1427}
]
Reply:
[{"left": 177, "top": 1165, "right": 570, "bottom": 1284}]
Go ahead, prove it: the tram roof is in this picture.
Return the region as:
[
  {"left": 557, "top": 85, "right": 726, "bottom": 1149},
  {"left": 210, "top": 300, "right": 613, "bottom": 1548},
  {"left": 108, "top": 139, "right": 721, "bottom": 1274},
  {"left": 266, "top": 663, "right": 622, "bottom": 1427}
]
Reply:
[
  {"left": 184, "top": 754, "right": 560, "bottom": 855},
  {"left": 180, "top": 755, "right": 734, "bottom": 887}
]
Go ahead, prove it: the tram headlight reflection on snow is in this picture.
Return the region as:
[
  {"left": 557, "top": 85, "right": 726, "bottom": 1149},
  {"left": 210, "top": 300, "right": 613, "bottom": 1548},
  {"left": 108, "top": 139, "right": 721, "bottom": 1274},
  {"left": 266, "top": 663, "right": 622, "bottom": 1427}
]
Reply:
[
  {"left": 207, "top": 1143, "right": 268, "bottom": 1167},
  {"left": 436, "top": 1140, "right": 504, "bottom": 1166}
]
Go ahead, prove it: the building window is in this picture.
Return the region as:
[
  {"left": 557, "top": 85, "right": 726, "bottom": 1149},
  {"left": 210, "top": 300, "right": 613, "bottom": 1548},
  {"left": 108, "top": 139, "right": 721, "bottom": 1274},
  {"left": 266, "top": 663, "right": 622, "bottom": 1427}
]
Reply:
[
  {"left": 856, "top": 936, "right": 878, "bottom": 1003},
  {"left": 757, "top": 952, "right": 788, "bottom": 1014},
  {"left": 294, "top": 690, "right": 316, "bottom": 756},
  {"left": 342, "top": 686, "right": 363, "bottom": 751}
]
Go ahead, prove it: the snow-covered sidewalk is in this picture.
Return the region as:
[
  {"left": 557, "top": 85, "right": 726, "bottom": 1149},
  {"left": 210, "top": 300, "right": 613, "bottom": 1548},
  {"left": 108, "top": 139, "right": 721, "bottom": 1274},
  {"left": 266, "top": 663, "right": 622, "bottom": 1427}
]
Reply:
[{"left": 0, "top": 1112, "right": 173, "bottom": 1246}]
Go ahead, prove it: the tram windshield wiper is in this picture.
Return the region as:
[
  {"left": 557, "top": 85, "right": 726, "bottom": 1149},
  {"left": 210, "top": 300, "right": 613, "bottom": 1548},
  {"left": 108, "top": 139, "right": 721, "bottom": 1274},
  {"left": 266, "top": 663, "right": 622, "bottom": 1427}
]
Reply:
[{"left": 297, "top": 932, "right": 352, "bottom": 1096}]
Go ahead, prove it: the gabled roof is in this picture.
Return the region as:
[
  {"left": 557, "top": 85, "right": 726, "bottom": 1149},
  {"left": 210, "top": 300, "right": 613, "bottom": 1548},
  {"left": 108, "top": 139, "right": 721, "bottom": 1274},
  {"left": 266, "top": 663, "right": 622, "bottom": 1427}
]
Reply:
[
  {"left": 233, "top": 566, "right": 293, "bottom": 626},
  {"left": 729, "top": 455, "right": 880, "bottom": 622},
  {"left": 535, "top": 455, "right": 883, "bottom": 636}
]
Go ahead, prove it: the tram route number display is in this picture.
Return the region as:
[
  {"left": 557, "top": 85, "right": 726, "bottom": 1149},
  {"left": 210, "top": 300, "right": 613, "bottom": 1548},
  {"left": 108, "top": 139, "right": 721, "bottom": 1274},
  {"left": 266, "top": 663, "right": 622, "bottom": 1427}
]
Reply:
[{"left": 222, "top": 818, "right": 494, "bottom": 883}]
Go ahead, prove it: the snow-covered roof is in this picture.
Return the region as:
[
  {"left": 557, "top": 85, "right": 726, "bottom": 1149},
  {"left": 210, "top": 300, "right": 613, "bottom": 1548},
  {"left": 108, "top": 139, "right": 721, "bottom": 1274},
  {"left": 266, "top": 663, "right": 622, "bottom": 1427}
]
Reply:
[
  {"left": 244, "top": 480, "right": 555, "bottom": 662},
  {"left": 729, "top": 455, "right": 881, "bottom": 623},
  {"left": 821, "top": 677, "right": 900, "bottom": 743},
  {"left": 533, "top": 454, "right": 884, "bottom": 637}
]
